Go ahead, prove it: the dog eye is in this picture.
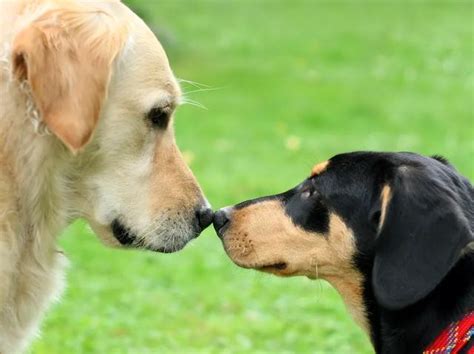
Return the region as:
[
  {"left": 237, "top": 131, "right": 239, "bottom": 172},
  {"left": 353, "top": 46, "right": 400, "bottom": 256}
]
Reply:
[
  {"left": 301, "top": 189, "right": 314, "bottom": 199},
  {"left": 148, "top": 107, "right": 170, "bottom": 129}
]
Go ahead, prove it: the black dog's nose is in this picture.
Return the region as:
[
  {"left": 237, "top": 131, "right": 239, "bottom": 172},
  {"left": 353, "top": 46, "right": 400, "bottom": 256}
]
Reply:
[
  {"left": 213, "top": 208, "right": 231, "bottom": 237},
  {"left": 196, "top": 207, "right": 214, "bottom": 231}
]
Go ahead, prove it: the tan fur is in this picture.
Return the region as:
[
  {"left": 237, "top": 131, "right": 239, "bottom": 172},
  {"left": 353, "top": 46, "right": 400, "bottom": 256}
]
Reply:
[
  {"left": 149, "top": 126, "right": 203, "bottom": 216},
  {"left": 311, "top": 160, "right": 329, "bottom": 177},
  {"left": 379, "top": 185, "right": 392, "bottom": 230},
  {"left": 222, "top": 201, "right": 369, "bottom": 335},
  {"left": 12, "top": 5, "right": 127, "bottom": 152},
  {"left": 0, "top": 1, "right": 206, "bottom": 352}
]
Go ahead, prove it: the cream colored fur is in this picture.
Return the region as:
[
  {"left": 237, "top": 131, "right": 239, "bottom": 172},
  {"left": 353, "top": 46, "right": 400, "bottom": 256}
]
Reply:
[{"left": 0, "top": 1, "right": 207, "bottom": 352}]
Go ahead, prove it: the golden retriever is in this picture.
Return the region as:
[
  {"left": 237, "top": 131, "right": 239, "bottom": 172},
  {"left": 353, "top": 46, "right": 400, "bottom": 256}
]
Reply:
[{"left": 0, "top": 0, "right": 213, "bottom": 352}]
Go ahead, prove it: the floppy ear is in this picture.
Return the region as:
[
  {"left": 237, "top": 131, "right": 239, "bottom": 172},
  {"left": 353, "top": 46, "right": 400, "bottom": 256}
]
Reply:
[
  {"left": 372, "top": 169, "right": 472, "bottom": 310},
  {"left": 12, "top": 7, "right": 126, "bottom": 153}
]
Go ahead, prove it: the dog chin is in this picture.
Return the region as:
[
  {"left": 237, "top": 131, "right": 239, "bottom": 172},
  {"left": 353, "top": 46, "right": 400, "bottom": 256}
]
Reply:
[
  {"left": 136, "top": 235, "right": 196, "bottom": 253},
  {"left": 150, "top": 239, "right": 192, "bottom": 253},
  {"left": 109, "top": 219, "right": 198, "bottom": 253}
]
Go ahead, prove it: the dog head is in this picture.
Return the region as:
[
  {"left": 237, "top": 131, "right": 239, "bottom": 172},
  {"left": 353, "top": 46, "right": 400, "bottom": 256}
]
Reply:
[
  {"left": 214, "top": 152, "right": 473, "bottom": 328},
  {"left": 10, "top": 0, "right": 213, "bottom": 252}
]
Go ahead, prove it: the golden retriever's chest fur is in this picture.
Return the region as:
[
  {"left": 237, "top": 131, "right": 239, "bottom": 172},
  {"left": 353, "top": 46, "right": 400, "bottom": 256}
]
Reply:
[{"left": 0, "top": 145, "right": 67, "bottom": 354}]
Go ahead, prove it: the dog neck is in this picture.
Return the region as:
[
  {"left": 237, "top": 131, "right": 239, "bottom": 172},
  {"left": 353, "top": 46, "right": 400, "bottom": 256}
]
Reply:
[
  {"left": 0, "top": 74, "right": 72, "bottom": 352},
  {"left": 0, "top": 73, "right": 73, "bottom": 251},
  {"left": 363, "top": 252, "right": 474, "bottom": 354},
  {"left": 325, "top": 270, "right": 370, "bottom": 335}
]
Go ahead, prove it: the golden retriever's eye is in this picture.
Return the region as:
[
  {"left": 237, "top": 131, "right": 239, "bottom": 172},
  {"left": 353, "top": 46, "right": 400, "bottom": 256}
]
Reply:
[{"left": 148, "top": 107, "right": 170, "bottom": 129}]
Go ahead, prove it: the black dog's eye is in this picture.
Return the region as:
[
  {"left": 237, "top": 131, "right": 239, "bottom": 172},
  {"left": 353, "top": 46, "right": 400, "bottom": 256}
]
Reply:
[
  {"left": 301, "top": 188, "right": 315, "bottom": 199},
  {"left": 148, "top": 107, "right": 170, "bottom": 129}
]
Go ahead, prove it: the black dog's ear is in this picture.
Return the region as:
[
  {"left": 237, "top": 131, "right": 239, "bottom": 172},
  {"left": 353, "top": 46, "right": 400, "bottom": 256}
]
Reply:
[{"left": 372, "top": 167, "right": 472, "bottom": 310}]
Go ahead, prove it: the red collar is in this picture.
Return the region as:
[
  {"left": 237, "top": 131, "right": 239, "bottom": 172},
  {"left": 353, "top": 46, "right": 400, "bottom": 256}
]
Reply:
[{"left": 423, "top": 311, "right": 474, "bottom": 354}]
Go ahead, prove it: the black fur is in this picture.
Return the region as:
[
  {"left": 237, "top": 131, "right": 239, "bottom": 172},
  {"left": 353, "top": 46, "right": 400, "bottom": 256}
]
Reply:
[
  {"left": 233, "top": 186, "right": 330, "bottom": 234},
  {"left": 317, "top": 152, "right": 474, "bottom": 353},
  {"left": 230, "top": 152, "right": 474, "bottom": 353},
  {"left": 431, "top": 154, "right": 452, "bottom": 167}
]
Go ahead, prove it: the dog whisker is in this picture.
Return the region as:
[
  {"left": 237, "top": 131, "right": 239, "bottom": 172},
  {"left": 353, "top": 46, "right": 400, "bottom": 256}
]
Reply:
[
  {"left": 182, "top": 86, "right": 223, "bottom": 95},
  {"left": 139, "top": 222, "right": 162, "bottom": 239},
  {"left": 177, "top": 78, "right": 211, "bottom": 89},
  {"left": 179, "top": 97, "right": 208, "bottom": 110},
  {"left": 313, "top": 261, "right": 323, "bottom": 299}
]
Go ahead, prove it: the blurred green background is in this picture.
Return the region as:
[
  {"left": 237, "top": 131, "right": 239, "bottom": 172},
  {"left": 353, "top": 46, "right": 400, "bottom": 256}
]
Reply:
[{"left": 32, "top": 0, "right": 473, "bottom": 353}]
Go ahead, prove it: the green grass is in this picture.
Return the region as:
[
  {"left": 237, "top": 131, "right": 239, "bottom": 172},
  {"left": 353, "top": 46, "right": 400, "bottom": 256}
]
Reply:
[{"left": 32, "top": 1, "right": 473, "bottom": 353}]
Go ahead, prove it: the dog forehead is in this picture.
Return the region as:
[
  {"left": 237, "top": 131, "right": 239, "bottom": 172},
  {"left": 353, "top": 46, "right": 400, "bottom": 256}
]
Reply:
[
  {"left": 109, "top": 48, "right": 180, "bottom": 118},
  {"left": 311, "top": 160, "right": 330, "bottom": 177},
  {"left": 113, "top": 7, "right": 181, "bottom": 101},
  {"left": 120, "top": 40, "right": 179, "bottom": 90}
]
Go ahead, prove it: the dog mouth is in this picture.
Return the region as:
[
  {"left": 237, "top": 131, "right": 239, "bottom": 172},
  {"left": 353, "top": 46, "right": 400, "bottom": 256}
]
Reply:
[
  {"left": 215, "top": 224, "right": 229, "bottom": 237},
  {"left": 111, "top": 219, "right": 136, "bottom": 246},
  {"left": 221, "top": 240, "right": 293, "bottom": 275},
  {"left": 257, "top": 262, "right": 288, "bottom": 271},
  {"left": 233, "top": 259, "right": 292, "bottom": 275},
  {"left": 213, "top": 218, "right": 230, "bottom": 237},
  {"left": 111, "top": 219, "right": 196, "bottom": 253},
  {"left": 257, "top": 262, "right": 298, "bottom": 276}
]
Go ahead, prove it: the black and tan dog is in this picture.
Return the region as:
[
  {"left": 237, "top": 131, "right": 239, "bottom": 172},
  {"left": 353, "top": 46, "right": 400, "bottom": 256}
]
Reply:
[{"left": 213, "top": 152, "right": 474, "bottom": 354}]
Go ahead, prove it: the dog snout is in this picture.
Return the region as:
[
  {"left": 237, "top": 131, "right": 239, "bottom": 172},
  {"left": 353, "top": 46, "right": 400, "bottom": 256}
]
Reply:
[
  {"left": 213, "top": 207, "right": 233, "bottom": 237},
  {"left": 196, "top": 206, "right": 214, "bottom": 233}
]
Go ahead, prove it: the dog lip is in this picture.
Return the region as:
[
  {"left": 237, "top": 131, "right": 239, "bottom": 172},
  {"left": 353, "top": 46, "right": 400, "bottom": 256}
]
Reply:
[
  {"left": 111, "top": 219, "right": 136, "bottom": 246},
  {"left": 257, "top": 262, "right": 288, "bottom": 271},
  {"left": 214, "top": 223, "right": 229, "bottom": 237},
  {"left": 213, "top": 220, "right": 230, "bottom": 237},
  {"left": 232, "top": 260, "right": 288, "bottom": 271}
]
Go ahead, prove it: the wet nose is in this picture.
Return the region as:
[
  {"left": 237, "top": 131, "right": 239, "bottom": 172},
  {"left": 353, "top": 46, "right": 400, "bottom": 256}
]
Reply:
[
  {"left": 196, "top": 207, "right": 214, "bottom": 232},
  {"left": 213, "top": 207, "right": 232, "bottom": 237}
]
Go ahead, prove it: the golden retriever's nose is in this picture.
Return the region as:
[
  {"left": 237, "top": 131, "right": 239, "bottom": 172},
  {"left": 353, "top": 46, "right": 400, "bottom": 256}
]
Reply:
[
  {"left": 213, "top": 207, "right": 232, "bottom": 237},
  {"left": 196, "top": 207, "right": 214, "bottom": 232}
]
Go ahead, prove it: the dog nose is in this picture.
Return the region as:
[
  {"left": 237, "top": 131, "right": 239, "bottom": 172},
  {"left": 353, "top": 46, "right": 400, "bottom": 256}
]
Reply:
[
  {"left": 196, "top": 207, "right": 214, "bottom": 231},
  {"left": 213, "top": 207, "right": 232, "bottom": 237}
]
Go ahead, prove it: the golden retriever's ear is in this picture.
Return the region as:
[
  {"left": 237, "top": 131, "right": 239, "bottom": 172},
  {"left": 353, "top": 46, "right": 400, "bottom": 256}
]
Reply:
[{"left": 12, "top": 7, "right": 126, "bottom": 153}]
